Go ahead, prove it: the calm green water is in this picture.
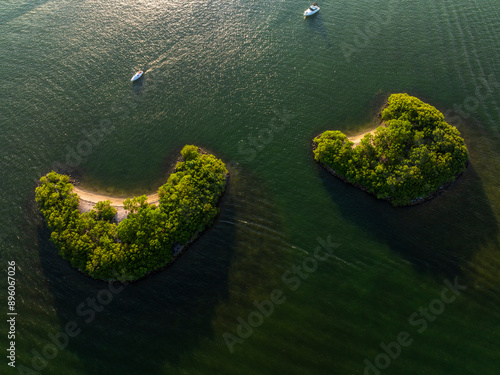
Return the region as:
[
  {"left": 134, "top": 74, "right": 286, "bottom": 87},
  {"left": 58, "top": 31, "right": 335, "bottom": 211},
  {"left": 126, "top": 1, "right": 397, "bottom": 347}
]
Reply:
[{"left": 1, "top": 0, "right": 500, "bottom": 374}]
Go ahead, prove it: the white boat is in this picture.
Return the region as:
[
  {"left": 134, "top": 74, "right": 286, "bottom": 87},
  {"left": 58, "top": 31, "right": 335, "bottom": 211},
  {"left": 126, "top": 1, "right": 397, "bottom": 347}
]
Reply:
[
  {"left": 304, "top": 3, "right": 320, "bottom": 16},
  {"left": 131, "top": 70, "right": 143, "bottom": 82}
]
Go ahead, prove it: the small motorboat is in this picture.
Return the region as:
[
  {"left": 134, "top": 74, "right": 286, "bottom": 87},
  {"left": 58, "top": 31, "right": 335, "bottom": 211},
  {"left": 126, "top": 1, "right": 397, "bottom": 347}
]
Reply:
[
  {"left": 304, "top": 3, "right": 320, "bottom": 17},
  {"left": 131, "top": 70, "right": 144, "bottom": 82}
]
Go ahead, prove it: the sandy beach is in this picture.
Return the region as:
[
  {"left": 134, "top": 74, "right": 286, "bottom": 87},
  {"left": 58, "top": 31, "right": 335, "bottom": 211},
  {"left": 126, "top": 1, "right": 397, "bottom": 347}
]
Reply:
[
  {"left": 347, "top": 126, "right": 383, "bottom": 145},
  {"left": 72, "top": 186, "right": 159, "bottom": 206},
  {"left": 72, "top": 186, "right": 160, "bottom": 222}
]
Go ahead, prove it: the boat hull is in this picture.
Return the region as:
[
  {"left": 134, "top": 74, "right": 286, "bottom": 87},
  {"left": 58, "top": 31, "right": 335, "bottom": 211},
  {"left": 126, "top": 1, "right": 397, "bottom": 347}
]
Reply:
[
  {"left": 304, "top": 7, "right": 320, "bottom": 16},
  {"left": 131, "top": 71, "right": 144, "bottom": 82}
]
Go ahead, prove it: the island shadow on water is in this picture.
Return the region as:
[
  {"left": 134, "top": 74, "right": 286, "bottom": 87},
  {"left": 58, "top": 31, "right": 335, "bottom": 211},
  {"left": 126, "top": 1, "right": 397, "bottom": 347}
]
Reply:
[
  {"left": 0, "top": 0, "right": 52, "bottom": 27},
  {"left": 35, "top": 197, "right": 235, "bottom": 374},
  {"left": 33, "top": 189, "right": 237, "bottom": 373},
  {"left": 317, "top": 162, "right": 498, "bottom": 279},
  {"left": 33, "top": 166, "right": 286, "bottom": 375}
]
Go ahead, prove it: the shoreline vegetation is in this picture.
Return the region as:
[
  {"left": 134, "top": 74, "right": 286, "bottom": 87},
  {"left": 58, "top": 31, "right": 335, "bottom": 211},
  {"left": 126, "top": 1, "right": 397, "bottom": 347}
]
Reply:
[
  {"left": 35, "top": 145, "right": 228, "bottom": 282},
  {"left": 313, "top": 93, "right": 469, "bottom": 206}
]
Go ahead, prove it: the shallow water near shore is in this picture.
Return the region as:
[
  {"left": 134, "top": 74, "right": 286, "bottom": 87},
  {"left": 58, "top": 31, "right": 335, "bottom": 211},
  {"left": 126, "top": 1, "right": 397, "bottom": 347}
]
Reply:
[{"left": 1, "top": 0, "right": 500, "bottom": 374}]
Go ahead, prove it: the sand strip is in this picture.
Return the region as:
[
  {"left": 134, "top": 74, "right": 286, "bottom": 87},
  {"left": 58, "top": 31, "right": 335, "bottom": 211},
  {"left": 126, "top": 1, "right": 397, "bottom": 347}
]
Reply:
[
  {"left": 72, "top": 186, "right": 159, "bottom": 207},
  {"left": 347, "top": 125, "right": 384, "bottom": 145},
  {"left": 72, "top": 186, "right": 160, "bottom": 222}
]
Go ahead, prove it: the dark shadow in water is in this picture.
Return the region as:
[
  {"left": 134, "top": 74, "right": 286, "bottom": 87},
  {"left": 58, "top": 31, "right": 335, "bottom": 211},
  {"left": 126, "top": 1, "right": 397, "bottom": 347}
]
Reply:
[
  {"left": 33, "top": 179, "right": 236, "bottom": 375},
  {"left": 28, "top": 165, "right": 287, "bottom": 375},
  {"left": 316, "top": 161, "right": 499, "bottom": 279},
  {"left": 305, "top": 13, "right": 332, "bottom": 49},
  {"left": 0, "top": 0, "right": 52, "bottom": 27},
  {"left": 131, "top": 77, "right": 145, "bottom": 95}
]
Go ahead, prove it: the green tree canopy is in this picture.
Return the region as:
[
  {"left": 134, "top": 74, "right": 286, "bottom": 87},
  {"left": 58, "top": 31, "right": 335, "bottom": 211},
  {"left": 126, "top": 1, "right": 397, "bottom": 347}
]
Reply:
[{"left": 313, "top": 94, "right": 469, "bottom": 206}]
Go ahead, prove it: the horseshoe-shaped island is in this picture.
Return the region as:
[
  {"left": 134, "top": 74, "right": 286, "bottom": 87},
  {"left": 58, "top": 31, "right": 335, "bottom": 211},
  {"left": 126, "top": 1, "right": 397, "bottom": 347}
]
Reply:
[{"left": 35, "top": 145, "right": 228, "bottom": 281}]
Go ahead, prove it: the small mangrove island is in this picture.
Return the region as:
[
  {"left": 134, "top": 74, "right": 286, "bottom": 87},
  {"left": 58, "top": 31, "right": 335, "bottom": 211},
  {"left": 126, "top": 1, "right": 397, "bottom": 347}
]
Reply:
[
  {"left": 35, "top": 145, "right": 228, "bottom": 281},
  {"left": 313, "top": 93, "right": 469, "bottom": 206}
]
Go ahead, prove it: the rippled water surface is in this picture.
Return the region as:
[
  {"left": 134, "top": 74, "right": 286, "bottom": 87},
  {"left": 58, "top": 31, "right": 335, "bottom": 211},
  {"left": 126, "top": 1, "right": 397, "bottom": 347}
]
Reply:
[{"left": 1, "top": 1, "right": 499, "bottom": 374}]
